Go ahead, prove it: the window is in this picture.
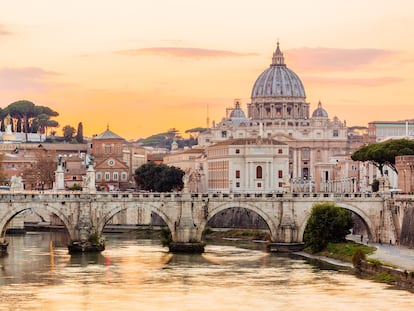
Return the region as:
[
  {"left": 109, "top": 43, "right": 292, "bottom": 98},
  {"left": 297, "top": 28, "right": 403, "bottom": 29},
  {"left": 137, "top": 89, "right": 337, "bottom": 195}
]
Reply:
[
  {"left": 96, "top": 172, "right": 102, "bottom": 181},
  {"left": 235, "top": 170, "right": 240, "bottom": 178},
  {"left": 278, "top": 170, "right": 283, "bottom": 178},
  {"left": 278, "top": 149, "right": 283, "bottom": 154},
  {"left": 236, "top": 182, "right": 240, "bottom": 188},
  {"left": 257, "top": 182, "right": 262, "bottom": 188},
  {"left": 235, "top": 149, "right": 240, "bottom": 154},
  {"left": 302, "top": 148, "right": 309, "bottom": 159},
  {"left": 121, "top": 172, "right": 127, "bottom": 181},
  {"left": 105, "top": 172, "right": 110, "bottom": 181},
  {"left": 333, "top": 130, "right": 338, "bottom": 137},
  {"left": 113, "top": 172, "right": 119, "bottom": 181},
  {"left": 256, "top": 166, "right": 262, "bottom": 179},
  {"left": 279, "top": 182, "right": 283, "bottom": 187},
  {"left": 221, "top": 131, "right": 227, "bottom": 138}
]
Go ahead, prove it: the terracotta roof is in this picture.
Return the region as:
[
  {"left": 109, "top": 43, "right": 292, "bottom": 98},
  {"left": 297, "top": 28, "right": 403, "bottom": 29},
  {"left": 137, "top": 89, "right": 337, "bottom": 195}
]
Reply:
[{"left": 93, "top": 128, "right": 124, "bottom": 140}]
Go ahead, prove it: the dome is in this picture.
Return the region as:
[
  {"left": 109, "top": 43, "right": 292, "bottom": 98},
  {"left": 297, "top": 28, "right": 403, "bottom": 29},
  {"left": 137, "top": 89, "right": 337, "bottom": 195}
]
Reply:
[
  {"left": 229, "top": 101, "right": 247, "bottom": 119},
  {"left": 312, "top": 101, "right": 328, "bottom": 118},
  {"left": 251, "top": 43, "right": 306, "bottom": 100}
]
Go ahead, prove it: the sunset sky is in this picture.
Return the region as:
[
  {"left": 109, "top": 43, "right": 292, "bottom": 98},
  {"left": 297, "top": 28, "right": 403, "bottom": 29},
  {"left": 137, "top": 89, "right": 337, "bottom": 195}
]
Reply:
[{"left": 1, "top": 0, "right": 413, "bottom": 140}]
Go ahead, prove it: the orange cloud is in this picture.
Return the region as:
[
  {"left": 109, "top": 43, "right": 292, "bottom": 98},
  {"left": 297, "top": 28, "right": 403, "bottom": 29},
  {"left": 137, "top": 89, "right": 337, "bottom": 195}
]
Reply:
[
  {"left": 286, "top": 47, "right": 397, "bottom": 72},
  {"left": 0, "top": 67, "right": 59, "bottom": 91},
  {"left": 302, "top": 76, "right": 403, "bottom": 87},
  {"left": 117, "top": 47, "right": 256, "bottom": 59}
]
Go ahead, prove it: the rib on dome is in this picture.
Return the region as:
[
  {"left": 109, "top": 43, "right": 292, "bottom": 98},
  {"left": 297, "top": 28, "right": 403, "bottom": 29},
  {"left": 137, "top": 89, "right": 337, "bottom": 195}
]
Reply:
[{"left": 251, "top": 43, "right": 306, "bottom": 99}]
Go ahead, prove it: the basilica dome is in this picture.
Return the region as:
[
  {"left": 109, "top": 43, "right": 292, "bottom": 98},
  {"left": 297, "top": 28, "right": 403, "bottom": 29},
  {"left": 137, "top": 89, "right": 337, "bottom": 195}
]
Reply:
[
  {"left": 251, "top": 43, "right": 306, "bottom": 100},
  {"left": 312, "top": 101, "right": 328, "bottom": 118}
]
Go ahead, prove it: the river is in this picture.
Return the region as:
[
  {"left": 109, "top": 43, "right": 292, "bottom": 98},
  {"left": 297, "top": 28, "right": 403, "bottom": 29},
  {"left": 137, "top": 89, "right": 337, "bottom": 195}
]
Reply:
[{"left": 0, "top": 232, "right": 413, "bottom": 311}]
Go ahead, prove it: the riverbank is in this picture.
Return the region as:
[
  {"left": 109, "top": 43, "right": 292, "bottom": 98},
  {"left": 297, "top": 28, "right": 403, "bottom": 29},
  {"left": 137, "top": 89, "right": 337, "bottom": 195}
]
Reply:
[{"left": 202, "top": 229, "right": 414, "bottom": 291}]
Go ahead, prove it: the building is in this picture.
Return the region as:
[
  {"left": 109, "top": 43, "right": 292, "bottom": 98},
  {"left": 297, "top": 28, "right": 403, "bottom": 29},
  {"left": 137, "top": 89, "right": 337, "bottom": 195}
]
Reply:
[
  {"left": 198, "top": 43, "right": 353, "bottom": 191},
  {"left": 206, "top": 138, "right": 289, "bottom": 193},
  {"left": 163, "top": 147, "right": 206, "bottom": 192},
  {"left": 396, "top": 155, "right": 414, "bottom": 193},
  {"left": 368, "top": 120, "right": 414, "bottom": 142},
  {"left": 91, "top": 127, "right": 130, "bottom": 191}
]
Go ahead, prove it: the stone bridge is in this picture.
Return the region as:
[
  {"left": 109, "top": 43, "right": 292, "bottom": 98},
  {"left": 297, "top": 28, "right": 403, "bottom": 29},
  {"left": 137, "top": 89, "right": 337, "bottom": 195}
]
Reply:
[{"left": 0, "top": 191, "right": 408, "bottom": 253}]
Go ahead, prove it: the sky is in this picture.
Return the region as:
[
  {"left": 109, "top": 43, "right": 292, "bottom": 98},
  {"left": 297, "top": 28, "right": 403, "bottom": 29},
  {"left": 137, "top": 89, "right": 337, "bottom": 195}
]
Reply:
[{"left": 1, "top": 0, "right": 414, "bottom": 140}]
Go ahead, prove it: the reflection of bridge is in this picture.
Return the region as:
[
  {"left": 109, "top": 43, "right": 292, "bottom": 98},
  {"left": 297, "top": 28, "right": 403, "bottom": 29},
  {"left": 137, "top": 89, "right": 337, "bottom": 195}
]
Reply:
[{"left": 0, "top": 191, "right": 408, "bottom": 253}]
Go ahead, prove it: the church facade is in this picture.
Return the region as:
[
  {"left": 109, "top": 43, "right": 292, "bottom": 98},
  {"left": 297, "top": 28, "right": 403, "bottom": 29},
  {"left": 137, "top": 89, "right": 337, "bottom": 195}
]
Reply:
[{"left": 197, "top": 43, "right": 353, "bottom": 192}]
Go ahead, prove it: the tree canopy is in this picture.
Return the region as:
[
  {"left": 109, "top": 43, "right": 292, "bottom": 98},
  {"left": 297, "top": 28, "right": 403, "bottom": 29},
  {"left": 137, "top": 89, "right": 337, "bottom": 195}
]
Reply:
[
  {"left": 62, "top": 125, "right": 76, "bottom": 142},
  {"left": 138, "top": 128, "right": 198, "bottom": 150},
  {"left": 134, "top": 162, "right": 184, "bottom": 192},
  {"left": 351, "top": 139, "right": 414, "bottom": 175},
  {"left": 2, "top": 100, "right": 59, "bottom": 140},
  {"left": 303, "top": 202, "right": 353, "bottom": 253}
]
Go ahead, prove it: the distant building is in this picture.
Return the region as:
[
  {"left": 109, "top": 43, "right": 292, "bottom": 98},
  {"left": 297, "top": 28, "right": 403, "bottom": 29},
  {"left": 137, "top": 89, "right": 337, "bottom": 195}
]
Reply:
[
  {"left": 206, "top": 138, "right": 289, "bottom": 193},
  {"left": 396, "top": 155, "right": 414, "bottom": 193},
  {"left": 368, "top": 120, "right": 414, "bottom": 142},
  {"left": 91, "top": 127, "right": 130, "bottom": 191},
  {"left": 197, "top": 43, "right": 357, "bottom": 191}
]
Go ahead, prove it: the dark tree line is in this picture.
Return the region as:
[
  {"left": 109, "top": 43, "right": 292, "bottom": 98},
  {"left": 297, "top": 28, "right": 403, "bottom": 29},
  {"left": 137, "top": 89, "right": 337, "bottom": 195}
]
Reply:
[
  {"left": 134, "top": 162, "right": 184, "bottom": 192},
  {"left": 0, "top": 100, "right": 59, "bottom": 141},
  {"left": 1, "top": 100, "right": 85, "bottom": 143}
]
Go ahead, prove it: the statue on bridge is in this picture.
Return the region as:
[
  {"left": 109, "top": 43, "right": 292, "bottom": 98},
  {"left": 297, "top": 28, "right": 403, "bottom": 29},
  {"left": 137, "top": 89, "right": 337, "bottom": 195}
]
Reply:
[
  {"left": 182, "top": 170, "right": 190, "bottom": 193},
  {"left": 10, "top": 175, "right": 24, "bottom": 191}
]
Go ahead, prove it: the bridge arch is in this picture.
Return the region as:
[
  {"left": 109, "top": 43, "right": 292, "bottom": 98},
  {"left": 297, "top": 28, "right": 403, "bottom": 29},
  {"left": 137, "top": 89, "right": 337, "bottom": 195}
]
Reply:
[
  {"left": 297, "top": 202, "right": 376, "bottom": 243},
  {"left": 96, "top": 202, "right": 175, "bottom": 238},
  {"left": 0, "top": 203, "right": 76, "bottom": 240},
  {"left": 199, "top": 201, "right": 277, "bottom": 241}
]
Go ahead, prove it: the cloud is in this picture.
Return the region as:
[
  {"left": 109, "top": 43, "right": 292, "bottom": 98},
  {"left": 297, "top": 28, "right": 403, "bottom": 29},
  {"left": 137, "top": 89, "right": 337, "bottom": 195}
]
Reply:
[
  {"left": 0, "top": 24, "right": 11, "bottom": 35},
  {"left": 303, "top": 76, "right": 403, "bottom": 87},
  {"left": 117, "top": 47, "right": 256, "bottom": 59},
  {"left": 0, "top": 67, "right": 59, "bottom": 91},
  {"left": 285, "top": 47, "right": 397, "bottom": 71}
]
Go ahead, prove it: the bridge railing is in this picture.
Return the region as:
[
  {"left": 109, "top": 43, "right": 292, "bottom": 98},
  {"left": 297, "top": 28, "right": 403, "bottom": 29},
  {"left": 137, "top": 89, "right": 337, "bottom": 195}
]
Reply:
[{"left": 0, "top": 190, "right": 393, "bottom": 202}]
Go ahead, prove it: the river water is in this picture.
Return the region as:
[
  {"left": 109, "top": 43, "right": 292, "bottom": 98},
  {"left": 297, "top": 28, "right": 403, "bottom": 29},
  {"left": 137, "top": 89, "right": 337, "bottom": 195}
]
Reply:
[{"left": 0, "top": 232, "right": 413, "bottom": 311}]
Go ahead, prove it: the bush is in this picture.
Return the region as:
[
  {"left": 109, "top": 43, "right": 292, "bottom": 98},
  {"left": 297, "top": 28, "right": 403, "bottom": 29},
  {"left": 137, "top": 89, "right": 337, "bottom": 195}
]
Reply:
[
  {"left": 304, "top": 202, "right": 353, "bottom": 253},
  {"left": 352, "top": 248, "right": 366, "bottom": 270}
]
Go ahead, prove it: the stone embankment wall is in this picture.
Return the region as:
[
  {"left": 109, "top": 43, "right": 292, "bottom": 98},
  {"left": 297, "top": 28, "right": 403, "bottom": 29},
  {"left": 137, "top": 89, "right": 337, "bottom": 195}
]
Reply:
[
  {"left": 361, "top": 260, "right": 414, "bottom": 290},
  {"left": 399, "top": 203, "right": 414, "bottom": 248}
]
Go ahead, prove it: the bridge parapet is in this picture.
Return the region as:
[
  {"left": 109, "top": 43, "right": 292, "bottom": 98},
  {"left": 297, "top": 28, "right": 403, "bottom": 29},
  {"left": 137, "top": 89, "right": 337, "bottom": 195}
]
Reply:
[{"left": 0, "top": 190, "right": 402, "bottom": 254}]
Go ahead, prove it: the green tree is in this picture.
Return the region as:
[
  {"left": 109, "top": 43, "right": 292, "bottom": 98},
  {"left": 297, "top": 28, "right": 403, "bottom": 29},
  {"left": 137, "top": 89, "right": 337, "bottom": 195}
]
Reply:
[
  {"left": 4, "top": 101, "right": 59, "bottom": 141},
  {"left": 351, "top": 139, "right": 414, "bottom": 175},
  {"left": 6, "top": 100, "right": 36, "bottom": 141},
  {"left": 303, "top": 202, "right": 353, "bottom": 253},
  {"left": 62, "top": 125, "right": 76, "bottom": 142},
  {"left": 134, "top": 162, "right": 184, "bottom": 192},
  {"left": 76, "top": 122, "right": 84, "bottom": 143}
]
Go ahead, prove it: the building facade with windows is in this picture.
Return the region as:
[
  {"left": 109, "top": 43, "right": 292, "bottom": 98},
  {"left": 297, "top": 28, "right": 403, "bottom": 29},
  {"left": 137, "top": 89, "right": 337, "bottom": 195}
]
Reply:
[
  {"left": 206, "top": 138, "right": 289, "bottom": 193},
  {"left": 197, "top": 43, "right": 352, "bottom": 191},
  {"left": 91, "top": 128, "right": 129, "bottom": 191}
]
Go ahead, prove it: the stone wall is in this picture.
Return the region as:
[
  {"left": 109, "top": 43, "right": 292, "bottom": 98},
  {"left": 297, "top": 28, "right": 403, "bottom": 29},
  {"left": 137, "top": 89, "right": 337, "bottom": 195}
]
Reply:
[
  {"left": 361, "top": 260, "right": 414, "bottom": 290},
  {"left": 400, "top": 203, "right": 414, "bottom": 248}
]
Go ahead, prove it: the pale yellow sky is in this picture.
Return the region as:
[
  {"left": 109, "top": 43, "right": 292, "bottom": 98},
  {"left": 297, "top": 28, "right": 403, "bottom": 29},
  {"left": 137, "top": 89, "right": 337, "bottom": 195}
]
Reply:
[{"left": 1, "top": 0, "right": 413, "bottom": 139}]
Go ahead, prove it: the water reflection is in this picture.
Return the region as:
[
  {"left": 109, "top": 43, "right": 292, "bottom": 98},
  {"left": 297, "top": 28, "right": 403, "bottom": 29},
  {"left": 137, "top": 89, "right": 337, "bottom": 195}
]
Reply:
[{"left": 0, "top": 232, "right": 413, "bottom": 311}]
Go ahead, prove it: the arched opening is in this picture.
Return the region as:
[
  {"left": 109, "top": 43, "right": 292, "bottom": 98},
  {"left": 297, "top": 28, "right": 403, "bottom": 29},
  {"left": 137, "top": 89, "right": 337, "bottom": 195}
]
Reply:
[
  {"left": 300, "top": 205, "right": 373, "bottom": 246},
  {"left": 1, "top": 207, "right": 72, "bottom": 250},
  {"left": 256, "top": 166, "right": 263, "bottom": 179},
  {"left": 99, "top": 205, "right": 172, "bottom": 247},
  {"left": 202, "top": 206, "right": 271, "bottom": 243}
]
